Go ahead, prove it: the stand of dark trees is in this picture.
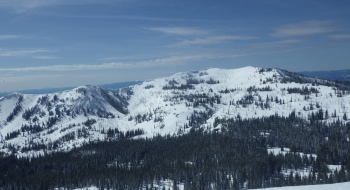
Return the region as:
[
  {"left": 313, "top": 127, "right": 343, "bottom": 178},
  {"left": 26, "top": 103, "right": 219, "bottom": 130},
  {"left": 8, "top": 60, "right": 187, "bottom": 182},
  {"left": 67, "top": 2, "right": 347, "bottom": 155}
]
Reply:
[{"left": 1, "top": 114, "right": 350, "bottom": 189}]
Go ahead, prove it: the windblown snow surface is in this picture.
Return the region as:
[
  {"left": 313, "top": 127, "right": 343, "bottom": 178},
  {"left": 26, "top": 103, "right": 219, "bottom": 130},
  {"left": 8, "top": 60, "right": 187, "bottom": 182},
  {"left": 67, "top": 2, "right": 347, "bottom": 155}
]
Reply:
[
  {"left": 70, "top": 181, "right": 350, "bottom": 190},
  {"left": 254, "top": 181, "right": 350, "bottom": 190},
  {"left": 0, "top": 66, "right": 349, "bottom": 157}
]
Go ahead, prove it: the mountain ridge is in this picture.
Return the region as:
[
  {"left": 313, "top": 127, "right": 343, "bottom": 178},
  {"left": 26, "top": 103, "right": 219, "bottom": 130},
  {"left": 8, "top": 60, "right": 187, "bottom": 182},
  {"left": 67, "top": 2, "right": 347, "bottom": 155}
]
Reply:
[
  {"left": 0, "top": 66, "right": 349, "bottom": 157},
  {"left": 0, "top": 81, "right": 142, "bottom": 98},
  {"left": 298, "top": 69, "right": 350, "bottom": 82}
]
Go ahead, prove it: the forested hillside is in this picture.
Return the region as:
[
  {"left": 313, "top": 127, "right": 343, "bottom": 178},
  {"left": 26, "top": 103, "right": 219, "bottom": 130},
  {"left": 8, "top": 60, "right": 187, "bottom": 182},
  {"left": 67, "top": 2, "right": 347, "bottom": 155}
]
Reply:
[
  {"left": 1, "top": 67, "right": 350, "bottom": 189},
  {"left": 1, "top": 114, "right": 350, "bottom": 189}
]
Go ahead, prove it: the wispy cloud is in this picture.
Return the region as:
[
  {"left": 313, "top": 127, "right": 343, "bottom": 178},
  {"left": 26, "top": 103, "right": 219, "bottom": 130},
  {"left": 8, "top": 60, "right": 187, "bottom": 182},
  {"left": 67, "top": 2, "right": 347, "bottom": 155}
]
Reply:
[
  {"left": 0, "top": 0, "right": 117, "bottom": 13},
  {"left": 0, "top": 35, "right": 22, "bottom": 39},
  {"left": 172, "top": 35, "right": 256, "bottom": 47},
  {"left": 0, "top": 0, "right": 63, "bottom": 12},
  {"left": 0, "top": 49, "right": 48, "bottom": 57},
  {"left": 0, "top": 56, "right": 188, "bottom": 72},
  {"left": 246, "top": 39, "right": 302, "bottom": 49},
  {"left": 98, "top": 55, "right": 153, "bottom": 61},
  {"left": 151, "top": 27, "right": 256, "bottom": 47},
  {"left": 328, "top": 34, "right": 350, "bottom": 40},
  {"left": 34, "top": 55, "right": 57, "bottom": 60},
  {"left": 151, "top": 27, "right": 209, "bottom": 36},
  {"left": 271, "top": 20, "right": 336, "bottom": 38},
  {"left": 0, "top": 54, "right": 239, "bottom": 72}
]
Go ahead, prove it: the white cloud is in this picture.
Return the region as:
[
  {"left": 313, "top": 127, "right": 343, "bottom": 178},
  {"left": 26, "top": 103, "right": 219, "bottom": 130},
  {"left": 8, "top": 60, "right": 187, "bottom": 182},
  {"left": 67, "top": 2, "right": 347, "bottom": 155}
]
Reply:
[
  {"left": 0, "top": 0, "right": 62, "bottom": 12},
  {"left": 0, "top": 54, "right": 235, "bottom": 72},
  {"left": 98, "top": 55, "right": 152, "bottom": 61},
  {"left": 0, "top": 0, "right": 118, "bottom": 13},
  {"left": 328, "top": 34, "right": 350, "bottom": 40},
  {"left": 0, "top": 35, "right": 22, "bottom": 39},
  {"left": 247, "top": 39, "right": 302, "bottom": 49},
  {"left": 34, "top": 55, "right": 57, "bottom": 60},
  {"left": 151, "top": 27, "right": 256, "bottom": 47},
  {"left": 151, "top": 27, "right": 209, "bottom": 36},
  {"left": 271, "top": 20, "right": 336, "bottom": 38},
  {"left": 0, "top": 56, "right": 181, "bottom": 72},
  {"left": 0, "top": 49, "right": 48, "bottom": 57},
  {"left": 172, "top": 35, "right": 256, "bottom": 47}
]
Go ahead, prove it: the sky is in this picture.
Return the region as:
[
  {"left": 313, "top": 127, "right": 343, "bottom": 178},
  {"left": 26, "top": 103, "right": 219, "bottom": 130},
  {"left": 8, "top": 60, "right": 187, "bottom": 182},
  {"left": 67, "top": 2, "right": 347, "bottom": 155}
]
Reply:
[{"left": 0, "top": 0, "right": 350, "bottom": 93}]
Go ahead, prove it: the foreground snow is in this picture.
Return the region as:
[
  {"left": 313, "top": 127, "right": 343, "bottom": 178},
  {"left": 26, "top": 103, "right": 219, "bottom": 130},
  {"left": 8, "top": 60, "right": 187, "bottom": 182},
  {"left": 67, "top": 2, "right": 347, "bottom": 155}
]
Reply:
[
  {"left": 253, "top": 182, "right": 350, "bottom": 190},
  {"left": 66, "top": 179, "right": 185, "bottom": 190},
  {"left": 70, "top": 182, "right": 350, "bottom": 190}
]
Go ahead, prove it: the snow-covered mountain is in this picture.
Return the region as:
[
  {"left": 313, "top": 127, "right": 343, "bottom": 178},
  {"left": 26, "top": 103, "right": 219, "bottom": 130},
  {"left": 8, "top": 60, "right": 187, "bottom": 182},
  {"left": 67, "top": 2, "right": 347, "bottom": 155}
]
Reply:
[{"left": 1, "top": 66, "right": 350, "bottom": 157}]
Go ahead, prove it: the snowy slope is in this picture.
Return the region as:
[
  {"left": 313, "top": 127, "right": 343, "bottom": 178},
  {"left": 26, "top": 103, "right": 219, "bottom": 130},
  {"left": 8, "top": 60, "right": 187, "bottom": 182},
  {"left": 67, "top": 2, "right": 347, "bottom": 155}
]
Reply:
[
  {"left": 70, "top": 181, "right": 350, "bottom": 190},
  {"left": 0, "top": 66, "right": 349, "bottom": 157},
  {"left": 251, "top": 182, "right": 350, "bottom": 190}
]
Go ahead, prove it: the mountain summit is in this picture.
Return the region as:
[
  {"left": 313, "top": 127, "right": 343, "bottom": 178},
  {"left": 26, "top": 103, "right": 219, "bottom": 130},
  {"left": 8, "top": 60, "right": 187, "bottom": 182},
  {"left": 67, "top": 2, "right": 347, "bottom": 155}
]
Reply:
[{"left": 1, "top": 66, "right": 349, "bottom": 157}]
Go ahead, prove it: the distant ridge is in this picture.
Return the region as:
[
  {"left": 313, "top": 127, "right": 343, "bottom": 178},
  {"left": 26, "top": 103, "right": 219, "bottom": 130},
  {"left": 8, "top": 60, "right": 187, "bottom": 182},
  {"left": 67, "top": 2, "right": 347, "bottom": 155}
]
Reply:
[
  {"left": 0, "top": 81, "right": 142, "bottom": 98},
  {"left": 297, "top": 69, "right": 350, "bottom": 82}
]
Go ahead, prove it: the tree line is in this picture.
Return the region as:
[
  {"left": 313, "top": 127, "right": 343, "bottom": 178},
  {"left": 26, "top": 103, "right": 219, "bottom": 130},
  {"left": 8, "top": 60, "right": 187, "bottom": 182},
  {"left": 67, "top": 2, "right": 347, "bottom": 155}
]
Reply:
[{"left": 1, "top": 113, "right": 350, "bottom": 189}]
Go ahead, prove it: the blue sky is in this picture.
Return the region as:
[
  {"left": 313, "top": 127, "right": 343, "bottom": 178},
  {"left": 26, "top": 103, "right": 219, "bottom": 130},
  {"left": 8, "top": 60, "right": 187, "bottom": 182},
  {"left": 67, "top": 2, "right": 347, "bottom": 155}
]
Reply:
[{"left": 0, "top": 0, "right": 350, "bottom": 92}]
